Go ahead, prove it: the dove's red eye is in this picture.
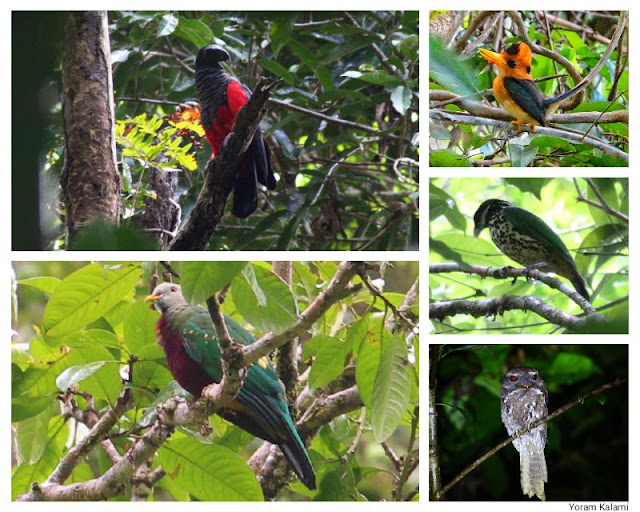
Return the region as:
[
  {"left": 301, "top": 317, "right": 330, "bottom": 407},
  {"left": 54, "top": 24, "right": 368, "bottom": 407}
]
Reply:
[{"left": 510, "top": 376, "right": 517, "bottom": 382}]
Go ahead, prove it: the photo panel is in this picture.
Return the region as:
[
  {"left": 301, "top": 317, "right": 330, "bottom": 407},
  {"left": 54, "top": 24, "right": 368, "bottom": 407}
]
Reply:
[
  {"left": 11, "top": 260, "right": 419, "bottom": 501},
  {"left": 429, "top": 344, "right": 628, "bottom": 501}
]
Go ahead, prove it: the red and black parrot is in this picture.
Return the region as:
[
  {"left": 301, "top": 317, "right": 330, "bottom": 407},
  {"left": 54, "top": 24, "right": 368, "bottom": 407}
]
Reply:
[
  {"left": 195, "top": 44, "right": 277, "bottom": 218},
  {"left": 146, "top": 283, "right": 316, "bottom": 490}
]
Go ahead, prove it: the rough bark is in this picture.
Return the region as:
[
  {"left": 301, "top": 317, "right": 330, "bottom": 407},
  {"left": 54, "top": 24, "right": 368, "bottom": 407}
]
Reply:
[{"left": 60, "top": 11, "right": 120, "bottom": 245}]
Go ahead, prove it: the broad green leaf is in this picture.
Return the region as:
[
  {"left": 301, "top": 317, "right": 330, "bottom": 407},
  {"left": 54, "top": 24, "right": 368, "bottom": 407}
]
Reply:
[
  {"left": 157, "top": 13, "right": 178, "bottom": 37},
  {"left": 158, "top": 437, "right": 263, "bottom": 501},
  {"left": 258, "top": 58, "right": 295, "bottom": 86},
  {"left": 173, "top": 17, "right": 214, "bottom": 48},
  {"left": 429, "top": 150, "right": 473, "bottom": 167},
  {"left": 42, "top": 263, "right": 142, "bottom": 336},
  {"left": 232, "top": 265, "right": 297, "bottom": 333},
  {"left": 18, "top": 276, "right": 61, "bottom": 294},
  {"left": 371, "top": 335, "right": 412, "bottom": 442},
  {"left": 430, "top": 34, "right": 479, "bottom": 97},
  {"left": 390, "top": 85, "right": 412, "bottom": 115},
  {"left": 547, "top": 352, "right": 602, "bottom": 386},
  {"left": 62, "top": 329, "right": 122, "bottom": 350},
  {"left": 12, "top": 416, "right": 67, "bottom": 500},
  {"left": 309, "top": 338, "right": 349, "bottom": 389},
  {"left": 341, "top": 70, "right": 402, "bottom": 87},
  {"left": 433, "top": 233, "right": 505, "bottom": 267},
  {"left": 56, "top": 361, "right": 109, "bottom": 391},
  {"left": 15, "top": 407, "right": 52, "bottom": 464},
  {"left": 355, "top": 318, "right": 385, "bottom": 407},
  {"left": 181, "top": 262, "right": 248, "bottom": 305},
  {"left": 508, "top": 142, "right": 539, "bottom": 167},
  {"left": 504, "top": 178, "right": 546, "bottom": 200},
  {"left": 123, "top": 300, "right": 160, "bottom": 352}
]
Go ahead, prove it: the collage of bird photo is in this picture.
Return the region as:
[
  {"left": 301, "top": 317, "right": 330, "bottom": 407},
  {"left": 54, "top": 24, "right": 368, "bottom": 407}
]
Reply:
[
  {"left": 7, "top": 7, "right": 634, "bottom": 509},
  {"left": 10, "top": 10, "right": 420, "bottom": 505},
  {"left": 428, "top": 8, "right": 630, "bottom": 509}
]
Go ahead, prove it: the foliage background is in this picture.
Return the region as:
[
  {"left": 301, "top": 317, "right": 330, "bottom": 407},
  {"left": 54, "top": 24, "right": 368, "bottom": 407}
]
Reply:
[
  {"left": 429, "top": 177, "right": 629, "bottom": 334},
  {"left": 429, "top": 10, "right": 628, "bottom": 167},
  {"left": 431, "top": 344, "right": 628, "bottom": 501},
  {"left": 11, "top": 261, "right": 419, "bottom": 501},
  {"left": 14, "top": 11, "right": 419, "bottom": 250}
]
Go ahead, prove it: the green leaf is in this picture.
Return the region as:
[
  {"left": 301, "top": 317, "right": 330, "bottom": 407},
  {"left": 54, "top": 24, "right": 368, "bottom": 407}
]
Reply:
[
  {"left": 547, "top": 352, "right": 602, "bottom": 386},
  {"left": 309, "top": 337, "right": 349, "bottom": 389},
  {"left": 430, "top": 34, "right": 480, "bottom": 97},
  {"left": 399, "top": 34, "right": 419, "bottom": 61},
  {"left": 341, "top": 70, "right": 402, "bottom": 87},
  {"left": 55, "top": 361, "right": 109, "bottom": 391},
  {"left": 371, "top": 335, "right": 412, "bottom": 442},
  {"left": 390, "top": 85, "right": 412, "bottom": 115},
  {"left": 123, "top": 300, "right": 160, "bottom": 352},
  {"left": 42, "top": 263, "right": 142, "bottom": 336},
  {"left": 18, "top": 276, "right": 61, "bottom": 294},
  {"left": 429, "top": 150, "right": 473, "bottom": 167},
  {"left": 157, "top": 13, "right": 178, "bottom": 37},
  {"left": 231, "top": 265, "right": 297, "bottom": 334},
  {"left": 173, "top": 17, "right": 214, "bottom": 48},
  {"left": 509, "top": 142, "right": 539, "bottom": 167},
  {"left": 355, "top": 318, "right": 385, "bottom": 407},
  {"left": 504, "top": 178, "right": 546, "bottom": 200},
  {"left": 15, "top": 407, "right": 52, "bottom": 464},
  {"left": 181, "top": 262, "right": 248, "bottom": 305},
  {"left": 12, "top": 416, "right": 68, "bottom": 500},
  {"left": 433, "top": 233, "right": 503, "bottom": 267},
  {"left": 258, "top": 58, "right": 295, "bottom": 86},
  {"left": 158, "top": 437, "right": 263, "bottom": 501}
]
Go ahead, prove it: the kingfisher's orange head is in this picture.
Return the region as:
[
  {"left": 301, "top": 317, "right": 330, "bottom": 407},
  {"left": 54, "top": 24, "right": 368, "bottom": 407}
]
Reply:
[{"left": 479, "top": 42, "right": 533, "bottom": 80}]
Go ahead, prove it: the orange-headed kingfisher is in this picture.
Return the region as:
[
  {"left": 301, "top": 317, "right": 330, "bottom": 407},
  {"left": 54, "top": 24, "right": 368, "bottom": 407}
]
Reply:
[{"left": 479, "top": 42, "right": 587, "bottom": 132}]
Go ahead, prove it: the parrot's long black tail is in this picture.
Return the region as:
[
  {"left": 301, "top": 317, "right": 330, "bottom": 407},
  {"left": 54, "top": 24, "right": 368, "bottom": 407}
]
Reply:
[{"left": 232, "top": 155, "right": 259, "bottom": 218}]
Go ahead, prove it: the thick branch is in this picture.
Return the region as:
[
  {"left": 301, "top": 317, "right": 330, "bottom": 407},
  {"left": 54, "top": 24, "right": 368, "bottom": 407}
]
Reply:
[
  {"left": 243, "top": 261, "right": 362, "bottom": 365},
  {"left": 429, "top": 90, "right": 629, "bottom": 126},
  {"left": 45, "top": 390, "right": 133, "bottom": 486},
  {"left": 17, "top": 418, "right": 173, "bottom": 501},
  {"left": 429, "top": 109, "right": 628, "bottom": 162},
  {"left": 169, "top": 77, "right": 278, "bottom": 250},
  {"left": 436, "top": 377, "right": 628, "bottom": 499},
  {"left": 430, "top": 295, "right": 600, "bottom": 330},
  {"left": 430, "top": 262, "right": 596, "bottom": 313},
  {"left": 201, "top": 294, "right": 246, "bottom": 406}
]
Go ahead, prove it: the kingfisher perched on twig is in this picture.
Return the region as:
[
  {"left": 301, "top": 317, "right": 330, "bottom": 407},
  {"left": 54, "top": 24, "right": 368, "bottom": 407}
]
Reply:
[
  {"left": 473, "top": 199, "right": 590, "bottom": 301},
  {"left": 479, "top": 42, "right": 588, "bottom": 132}
]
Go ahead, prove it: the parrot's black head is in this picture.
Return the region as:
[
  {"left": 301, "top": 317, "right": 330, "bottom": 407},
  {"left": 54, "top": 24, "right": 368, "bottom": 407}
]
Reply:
[
  {"left": 473, "top": 199, "right": 512, "bottom": 238},
  {"left": 196, "top": 44, "right": 230, "bottom": 70}
]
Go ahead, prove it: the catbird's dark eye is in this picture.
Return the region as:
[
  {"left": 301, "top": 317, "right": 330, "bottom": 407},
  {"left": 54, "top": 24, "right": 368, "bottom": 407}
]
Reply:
[
  {"left": 508, "top": 60, "right": 517, "bottom": 68},
  {"left": 532, "top": 374, "right": 538, "bottom": 380}
]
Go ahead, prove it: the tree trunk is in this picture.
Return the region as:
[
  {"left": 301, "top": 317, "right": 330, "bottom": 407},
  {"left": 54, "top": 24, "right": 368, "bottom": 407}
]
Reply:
[{"left": 60, "top": 11, "right": 120, "bottom": 245}]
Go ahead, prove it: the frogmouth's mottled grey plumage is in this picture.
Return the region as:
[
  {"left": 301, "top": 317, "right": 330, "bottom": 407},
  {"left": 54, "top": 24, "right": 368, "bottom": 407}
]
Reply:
[{"left": 501, "top": 366, "right": 548, "bottom": 500}]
